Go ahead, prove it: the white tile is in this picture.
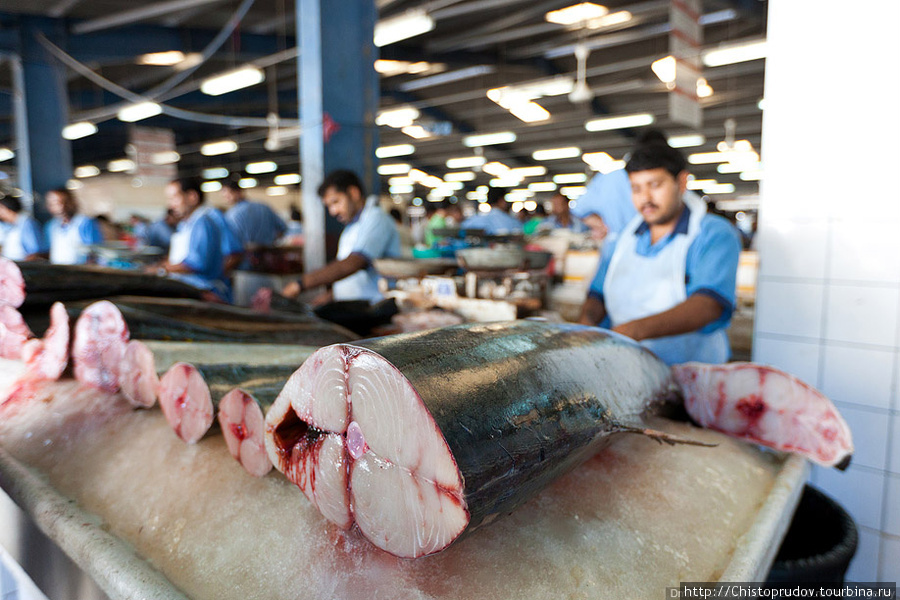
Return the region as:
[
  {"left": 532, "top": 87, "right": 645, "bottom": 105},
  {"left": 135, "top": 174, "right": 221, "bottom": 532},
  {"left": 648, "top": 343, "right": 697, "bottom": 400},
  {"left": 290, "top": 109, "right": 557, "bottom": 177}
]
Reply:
[
  {"left": 824, "top": 284, "right": 900, "bottom": 348},
  {"left": 846, "top": 527, "right": 880, "bottom": 582},
  {"left": 814, "top": 466, "right": 884, "bottom": 531},
  {"left": 756, "top": 219, "right": 829, "bottom": 280},
  {"left": 890, "top": 415, "right": 900, "bottom": 475},
  {"left": 880, "top": 536, "right": 900, "bottom": 585},
  {"left": 752, "top": 336, "right": 821, "bottom": 387},
  {"left": 755, "top": 280, "right": 824, "bottom": 339},
  {"left": 832, "top": 405, "right": 890, "bottom": 471},
  {"left": 829, "top": 219, "right": 900, "bottom": 284},
  {"left": 822, "top": 346, "right": 895, "bottom": 411},
  {"left": 885, "top": 475, "right": 900, "bottom": 537}
]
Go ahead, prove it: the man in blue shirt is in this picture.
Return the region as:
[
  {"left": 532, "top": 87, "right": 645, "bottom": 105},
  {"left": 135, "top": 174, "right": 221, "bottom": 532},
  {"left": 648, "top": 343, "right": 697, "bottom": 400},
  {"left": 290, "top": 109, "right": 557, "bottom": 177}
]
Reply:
[
  {"left": 134, "top": 209, "right": 177, "bottom": 252},
  {"left": 579, "top": 132, "right": 741, "bottom": 365},
  {"left": 0, "top": 197, "right": 46, "bottom": 261},
  {"left": 223, "top": 181, "right": 287, "bottom": 248},
  {"left": 460, "top": 188, "right": 523, "bottom": 234},
  {"left": 44, "top": 189, "right": 104, "bottom": 264},
  {"left": 282, "top": 169, "right": 400, "bottom": 305},
  {"left": 537, "top": 193, "right": 590, "bottom": 234}
]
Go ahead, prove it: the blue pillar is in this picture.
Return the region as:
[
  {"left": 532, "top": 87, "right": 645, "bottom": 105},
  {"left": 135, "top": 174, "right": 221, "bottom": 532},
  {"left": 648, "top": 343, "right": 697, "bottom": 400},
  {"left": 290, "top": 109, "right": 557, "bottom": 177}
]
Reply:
[
  {"left": 17, "top": 17, "right": 72, "bottom": 216},
  {"left": 298, "top": 0, "right": 378, "bottom": 270}
]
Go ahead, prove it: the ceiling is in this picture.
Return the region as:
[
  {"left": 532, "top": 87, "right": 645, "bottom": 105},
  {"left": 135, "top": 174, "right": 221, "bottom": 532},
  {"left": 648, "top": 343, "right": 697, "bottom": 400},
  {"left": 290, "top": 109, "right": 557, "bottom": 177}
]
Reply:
[{"left": 0, "top": 0, "right": 767, "bottom": 204}]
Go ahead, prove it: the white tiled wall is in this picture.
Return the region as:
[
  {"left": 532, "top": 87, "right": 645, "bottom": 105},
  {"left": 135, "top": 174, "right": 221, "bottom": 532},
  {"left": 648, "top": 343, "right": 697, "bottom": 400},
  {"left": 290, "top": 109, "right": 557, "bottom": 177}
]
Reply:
[{"left": 754, "top": 0, "right": 900, "bottom": 584}]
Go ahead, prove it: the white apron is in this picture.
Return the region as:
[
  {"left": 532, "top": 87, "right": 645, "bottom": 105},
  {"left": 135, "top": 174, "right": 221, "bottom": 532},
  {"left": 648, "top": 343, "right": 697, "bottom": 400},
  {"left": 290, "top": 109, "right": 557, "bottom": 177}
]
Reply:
[
  {"left": 2, "top": 216, "right": 26, "bottom": 261},
  {"left": 603, "top": 193, "right": 729, "bottom": 365},
  {"left": 332, "top": 198, "right": 382, "bottom": 303},
  {"left": 50, "top": 215, "right": 90, "bottom": 265},
  {"left": 168, "top": 227, "right": 190, "bottom": 265}
]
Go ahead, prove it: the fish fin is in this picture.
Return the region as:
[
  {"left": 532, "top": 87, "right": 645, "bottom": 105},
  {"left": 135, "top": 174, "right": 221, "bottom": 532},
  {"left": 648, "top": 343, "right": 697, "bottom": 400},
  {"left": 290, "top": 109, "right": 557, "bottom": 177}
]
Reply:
[{"left": 617, "top": 425, "right": 717, "bottom": 448}]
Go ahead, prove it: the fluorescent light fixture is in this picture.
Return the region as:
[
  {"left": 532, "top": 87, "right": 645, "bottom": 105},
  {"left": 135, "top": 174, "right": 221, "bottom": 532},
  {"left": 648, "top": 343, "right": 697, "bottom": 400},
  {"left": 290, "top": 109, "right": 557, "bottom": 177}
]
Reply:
[
  {"left": 523, "top": 200, "right": 538, "bottom": 212},
  {"left": 585, "top": 113, "right": 654, "bottom": 132},
  {"left": 758, "top": 98, "right": 766, "bottom": 111},
  {"left": 0, "top": 148, "right": 13, "bottom": 162},
  {"left": 651, "top": 56, "right": 676, "bottom": 84},
  {"left": 376, "top": 107, "right": 419, "bottom": 128},
  {"left": 508, "top": 101, "right": 551, "bottom": 123},
  {"left": 374, "top": 10, "right": 435, "bottom": 47},
  {"left": 202, "top": 167, "right": 229, "bottom": 179},
  {"left": 66, "top": 179, "right": 83, "bottom": 190},
  {"left": 463, "top": 131, "right": 516, "bottom": 147},
  {"left": 739, "top": 170, "right": 763, "bottom": 181},
  {"left": 238, "top": 178, "right": 258, "bottom": 188},
  {"left": 446, "top": 156, "right": 486, "bottom": 169},
  {"left": 532, "top": 147, "right": 581, "bottom": 161},
  {"left": 687, "top": 178, "right": 718, "bottom": 190},
  {"left": 546, "top": 3, "right": 609, "bottom": 26},
  {"left": 378, "top": 163, "right": 412, "bottom": 175},
  {"left": 388, "top": 176, "right": 413, "bottom": 186},
  {"left": 274, "top": 173, "right": 302, "bottom": 185},
  {"left": 201, "top": 181, "right": 222, "bottom": 193},
  {"left": 697, "top": 78, "right": 714, "bottom": 98},
  {"left": 718, "top": 139, "right": 754, "bottom": 152},
  {"left": 702, "top": 39, "right": 766, "bottom": 67},
  {"left": 201, "top": 140, "right": 239, "bottom": 156},
  {"left": 389, "top": 184, "right": 415, "bottom": 195},
  {"left": 482, "top": 162, "right": 511, "bottom": 177},
  {"left": 583, "top": 151, "right": 625, "bottom": 174},
  {"left": 139, "top": 51, "right": 185, "bottom": 66},
  {"left": 267, "top": 186, "right": 289, "bottom": 197},
  {"left": 717, "top": 162, "right": 755, "bottom": 174},
  {"left": 466, "top": 191, "right": 486, "bottom": 201},
  {"left": 74, "top": 165, "right": 100, "bottom": 178},
  {"left": 560, "top": 186, "right": 587, "bottom": 197},
  {"left": 553, "top": 173, "right": 588, "bottom": 184},
  {"left": 511, "top": 201, "right": 524, "bottom": 213},
  {"left": 62, "top": 121, "right": 98, "bottom": 140},
  {"left": 107, "top": 159, "right": 135, "bottom": 173},
  {"left": 703, "top": 183, "right": 736, "bottom": 194},
  {"left": 489, "top": 177, "right": 520, "bottom": 188},
  {"left": 443, "top": 171, "right": 476, "bottom": 182},
  {"left": 398, "top": 65, "right": 494, "bottom": 93},
  {"left": 443, "top": 181, "right": 465, "bottom": 191},
  {"left": 487, "top": 86, "right": 554, "bottom": 123},
  {"left": 117, "top": 101, "right": 163, "bottom": 122},
  {"left": 401, "top": 125, "right": 433, "bottom": 139},
  {"left": 201, "top": 66, "right": 265, "bottom": 96},
  {"left": 508, "top": 166, "right": 547, "bottom": 178},
  {"left": 376, "top": 144, "right": 415, "bottom": 158},
  {"left": 374, "top": 60, "right": 443, "bottom": 77},
  {"left": 246, "top": 161, "right": 278, "bottom": 174},
  {"left": 478, "top": 203, "right": 491, "bottom": 213},
  {"left": 668, "top": 134, "right": 706, "bottom": 148},
  {"left": 151, "top": 151, "right": 180, "bottom": 165},
  {"left": 529, "top": 182, "right": 557, "bottom": 192},
  {"left": 689, "top": 150, "right": 759, "bottom": 165},
  {"left": 587, "top": 10, "right": 632, "bottom": 29}
]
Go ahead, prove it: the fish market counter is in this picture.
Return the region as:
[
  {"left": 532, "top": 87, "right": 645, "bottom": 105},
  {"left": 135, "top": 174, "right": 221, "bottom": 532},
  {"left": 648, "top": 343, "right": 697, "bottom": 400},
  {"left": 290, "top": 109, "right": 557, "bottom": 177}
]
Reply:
[{"left": 0, "top": 363, "right": 809, "bottom": 600}]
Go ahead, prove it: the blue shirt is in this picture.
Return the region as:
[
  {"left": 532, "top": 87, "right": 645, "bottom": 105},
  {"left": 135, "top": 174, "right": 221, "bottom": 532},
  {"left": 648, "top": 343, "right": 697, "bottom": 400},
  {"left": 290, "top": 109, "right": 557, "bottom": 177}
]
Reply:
[
  {"left": 197, "top": 206, "right": 243, "bottom": 258},
  {"left": 572, "top": 169, "right": 636, "bottom": 235},
  {"left": 225, "top": 200, "right": 287, "bottom": 247},
  {"left": 135, "top": 218, "right": 174, "bottom": 251},
  {"left": 169, "top": 209, "right": 228, "bottom": 300},
  {"left": 44, "top": 214, "right": 104, "bottom": 264},
  {"left": 2, "top": 214, "right": 46, "bottom": 260},
  {"left": 333, "top": 200, "right": 401, "bottom": 303},
  {"left": 536, "top": 214, "right": 590, "bottom": 234},
  {"left": 588, "top": 206, "right": 742, "bottom": 333},
  {"left": 460, "top": 208, "right": 523, "bottom": 234}
]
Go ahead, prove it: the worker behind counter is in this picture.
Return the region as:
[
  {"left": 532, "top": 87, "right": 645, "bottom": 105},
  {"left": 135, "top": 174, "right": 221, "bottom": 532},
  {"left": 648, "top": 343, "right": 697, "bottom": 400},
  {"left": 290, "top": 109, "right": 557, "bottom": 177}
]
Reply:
[
  {"left": 282, "top": 169, "right": 400, "bottom": 305},
  {"left": 133, "top": 209, "right": 178, "bottom": 252},
  {"left": 579, "top": 131, "right": 742, "bottom": 365},
  {"left": 44, "top": 188, "right": 104, "bottom": 264},
  {"left": 0, "top": 197, "right": 47, "bottom": 261},
  {"left": 222, "top": 181, "right": 287, "bottom": 248},
  {"left": 536, "top": 193, "right": 590, "bottom": 234},
  {"left": 459, "top": 188, "right": 523, "bottom": 234}
]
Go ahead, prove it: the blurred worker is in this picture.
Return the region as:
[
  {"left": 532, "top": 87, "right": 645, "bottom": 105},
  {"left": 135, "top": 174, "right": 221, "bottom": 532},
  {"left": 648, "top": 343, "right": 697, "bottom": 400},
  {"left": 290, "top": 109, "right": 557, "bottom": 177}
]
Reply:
[
  {"left": 579, "top": 131, "right": 741, "bottom": 365},
  {"left": 194, "top": 198, "right": 243, "bottom": 275},
  {"left": 44, "top": 188, "right": 104, "bottom": 265},
  {"left": 282, "top": 169, "right": 400, "bottom": 305},
  {"left": 460, "top": 188, "right": 523, "bottom": 234},
  {"left": 572, "top": 167, "right": 636, "bottom": 240},
  {"left": 522, "top": 203, "right": 547, "bottom": 235},
  {"left": 0, "top": 197, "right": 46, "bottom": 261},
  {"left": 154, "top": 178, "right": 227, "bottom": 299},
  {"left": 223, "top": 181, "right": 287, "bottom": 247},
  {"left": 537, "top": 193, "right": 590, "bottom": 234},
  {"left": 423, "top": 200, "right": 449, "bottom": 247},
  {"left": 134, "top": 209, "right": 178, "bottom": 252}
]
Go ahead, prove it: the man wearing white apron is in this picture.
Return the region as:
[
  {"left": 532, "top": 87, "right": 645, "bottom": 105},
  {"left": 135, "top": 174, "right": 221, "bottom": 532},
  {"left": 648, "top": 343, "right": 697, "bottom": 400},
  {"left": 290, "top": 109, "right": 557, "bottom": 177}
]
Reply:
[
  {"left": 0, "top": 197, "right": 46, "bottom": 261},
  {"left": 44, "top": 189, "right": 103, "bottom": 265},
  {"left": 282, "top": 169, "right": 400, "bottom": 305},
  {"left": 153, "top": 178, "right": 228, "bottom": 301},
  {"left": 579, "top": 133, "right": 742, "bottom": 365}
]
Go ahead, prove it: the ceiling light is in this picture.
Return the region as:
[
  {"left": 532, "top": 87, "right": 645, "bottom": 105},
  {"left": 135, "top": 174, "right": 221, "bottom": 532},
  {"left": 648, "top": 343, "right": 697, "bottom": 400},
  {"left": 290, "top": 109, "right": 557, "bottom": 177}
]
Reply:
[
  {"left": 201, "top": 66, "right": 265, "bottom": 96},
  {"left": 401, "top": 125, "right": 433, "bottom": 139},
  {"left": 151, "top": 151, "right": 180, "bottom": 165},
  {"left": 246, "top": 161, "right": 278, "bottom": 174},
  {"left": 466, "top": 190, "right": 486, "bottom": 201},
  {"left": 201, "top": 181, "right": 222, "bottom": 193},
  {"left": 689, "top": 150, "right": 759, "bottom": 165},
  {"left": 702, "top": 39, "right": 766, "bottom": 67},
  {"left": 376, "top": 144, "right": 415, "bottom": 158},
  {"left": 739, "top": 170, "right": 763, "bottom": 181},
  {"left": 374, "top": 10, "right": 435, "bottom": 47},
  {"left": 482, "top": 162, "right": 511, "bottom": 177},
  {"left": 443, "top": 171, "right": 476, "bottom": 182},
  {"left": 376, "top": 107, "right": 419, "bottom": 128},
  {"left": 508, "top": 166, "right": 547, "bottom": 178},
  {"left": 62, "top": 122, "right": 98, "bottom": 140},
  {"left": 446, "top": 156, "right": 486, "bottom": 169},
  {"left": 510, "top": 201, "right": 524, "bottom": 213},
  {"left": 757, "top": 98, "right": 766, "bottom": 111},
  {"left": 117, "top": 101, "right": 163, "bottom": 123},
  {"left": 202, "top": 167, "right": 229, "bottom": 179},
  {"left": 267, "top": 186, "right": 289, "bottom": 197},
  {"left": 583, "top": 151, "right": 624, "bottom": 173},
  {"left": 478, "top": 202, "right": 491, "bottom": 212},
  {"left": 378, "top": 163, "right": 412, "bottom": 175},
  {"left": 201, "top": 140, "right": 239, "bottom": 156},
  {"left": 687, "top": 178, "right": 718, "bottom": 190},
  {"left": 523, "top": 200, "right": 538, "bottom": 211},
  {"left": 546, "top": 3, "right": 609, "bottom": 26},
  {"left": 586, "top": 10, "right": 632, "bottom": 28},
  {"left": 66, "top": 179, "right": 83, "bottom": 190},
  {"left": 107, "top": 159, "right": 135, "bottom": 173},
  {"left": 374, "top": 60, "right": 443, "bottom": 77},
  {"left": 703, "top": 183, "right": 736, "bottom": 194},
  {"left": 668, "top": 134, "right": 706, "bottom": 148},
  {"left": 0, "top": 148, "right": 13, "bottom": 162},
  {"left": 560, "top": 186, "right": 587, "bottom": 198},
  {"left": 532, "top": 147, "right": 581, "bottom": 161},
  {"left": 274, "top": 173, "right": 301, "bottom": 185},
  {"left": 489, "top": 178, "right": 520, "bottom": 188},
  {"left": 553, "top": 173, "right": 587, "bottom": 184},
  {"left": 528, "top": 182, "right": 557, "bottom": 192},
  {"left": 138, "top": 51, "right": 186, "bottom": 66},
  {"left": 697, "top": 78, "right": 714, "bottom": 98},
  {"left": 238, "top": 178, "right": 258, "bottom": 188},
  {"left": 651, "top": 56, "right": 676, "bottom": 84},
  {"left": 388, "top": 176, "right": 414, "bottom": 186},
  {"left": 399, "top": 65, "right": 494, "bottom": 92},
  {"left": 463, "top": 132, "right": 516, "bottom": 147},
  {"left": 508, "top": 101, "right": 551, "bottom": 123},
  {"left": 717, "top": 162, "right": 757, "bottom": 174},
  {"left": 585, "top": 113, "right": 655, "bottom": 132},
  {"left": 74, "top": 165, "right": 100, "bottom": 178},
  {"left": 390, "top": 184, "right": 415, "bottom": 195}
]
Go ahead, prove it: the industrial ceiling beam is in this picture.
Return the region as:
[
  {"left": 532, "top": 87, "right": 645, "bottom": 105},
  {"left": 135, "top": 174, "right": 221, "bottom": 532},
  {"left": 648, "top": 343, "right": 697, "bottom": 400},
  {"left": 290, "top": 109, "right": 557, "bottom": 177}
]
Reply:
[{"left": 71, "top": 0, "right": 231, "bottom": 35}]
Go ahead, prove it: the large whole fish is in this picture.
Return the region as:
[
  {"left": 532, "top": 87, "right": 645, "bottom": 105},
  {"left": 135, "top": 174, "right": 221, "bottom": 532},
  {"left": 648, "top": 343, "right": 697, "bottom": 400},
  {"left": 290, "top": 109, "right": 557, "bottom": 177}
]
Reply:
[{"left": 264, "top": 321, "right": 853, "bottom": 559}]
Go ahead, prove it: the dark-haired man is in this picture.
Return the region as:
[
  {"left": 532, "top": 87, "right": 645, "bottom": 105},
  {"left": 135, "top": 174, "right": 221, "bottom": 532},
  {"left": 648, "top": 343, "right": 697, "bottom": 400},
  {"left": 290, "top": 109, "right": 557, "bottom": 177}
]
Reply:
[
  {"left": 0, "top": 197, "right": 46, "bottom": 260},
  {"left": 282, "top": 169, "right": 400, "bottom": 304},
  {"left": 579, "top": 134, "right": 741, "bottom": 365},
  {"left": 223, "top": 181, "right": 286, "bottom": 248},
  {"left": 44, "top": 188, "right": 103, "bottom": 264}
]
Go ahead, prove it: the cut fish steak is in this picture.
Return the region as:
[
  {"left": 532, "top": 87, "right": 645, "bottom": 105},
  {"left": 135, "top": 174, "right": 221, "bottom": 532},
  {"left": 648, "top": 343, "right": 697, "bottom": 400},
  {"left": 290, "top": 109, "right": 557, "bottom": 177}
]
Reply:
[
  {"left": 72, "top": 301, "right": 129, "bottom": 392},
  {"left": 22, "top": 302, "right": 70, "bottom": 381}
]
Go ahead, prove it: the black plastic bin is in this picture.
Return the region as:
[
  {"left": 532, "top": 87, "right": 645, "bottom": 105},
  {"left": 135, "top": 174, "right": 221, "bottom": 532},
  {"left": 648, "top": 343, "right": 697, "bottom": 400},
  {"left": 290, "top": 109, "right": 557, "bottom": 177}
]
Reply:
[{"left": 766, "top": 485, "right": 859, "bottom": 583}]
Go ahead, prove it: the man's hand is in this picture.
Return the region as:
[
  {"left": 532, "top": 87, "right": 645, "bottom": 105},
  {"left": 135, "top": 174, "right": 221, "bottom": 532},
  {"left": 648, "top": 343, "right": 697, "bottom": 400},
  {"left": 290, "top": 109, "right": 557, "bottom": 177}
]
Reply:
[{"left": 282, "top": 280, "right": 301, "bottom": 298}]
